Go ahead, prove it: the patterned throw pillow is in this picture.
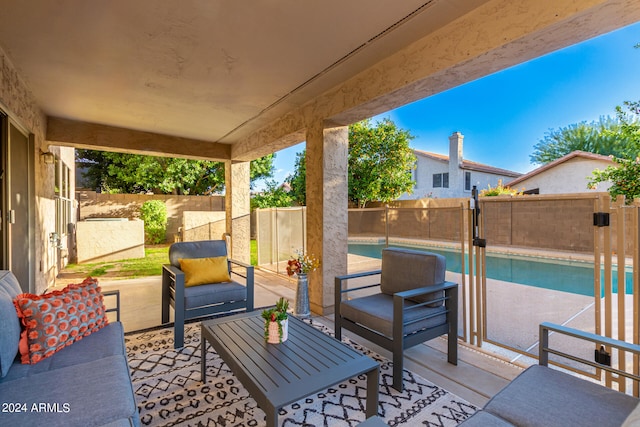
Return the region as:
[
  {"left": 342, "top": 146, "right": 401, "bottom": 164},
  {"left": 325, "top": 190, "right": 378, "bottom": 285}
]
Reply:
[{"left": 13, "top": 277, "right": 109, "bottom": 364}]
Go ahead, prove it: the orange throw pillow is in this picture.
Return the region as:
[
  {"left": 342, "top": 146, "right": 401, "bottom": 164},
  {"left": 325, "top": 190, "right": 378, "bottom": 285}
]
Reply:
[
  {"left": 13, "top": 277, "right": 108, "bottom": 364},
  {"left": 178, "top": 256, "right": 231, "bottom": 287}
]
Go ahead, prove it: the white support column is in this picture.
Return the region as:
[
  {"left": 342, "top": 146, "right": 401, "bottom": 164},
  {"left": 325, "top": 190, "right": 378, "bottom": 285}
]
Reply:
[
  {"left": 305, "top": 121, "right": 349, "bottom": 315},
  {"left": 224, "top": 160, "right": 250, "bottom": 263}
]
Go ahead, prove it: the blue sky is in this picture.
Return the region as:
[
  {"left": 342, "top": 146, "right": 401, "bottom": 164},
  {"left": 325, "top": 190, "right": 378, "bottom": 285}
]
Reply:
[{"left": 260, "top": 21, "right": 640, "bottom": 189}]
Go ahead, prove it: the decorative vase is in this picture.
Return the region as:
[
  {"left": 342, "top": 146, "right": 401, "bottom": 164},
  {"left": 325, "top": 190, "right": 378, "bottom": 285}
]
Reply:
[
  {"left": 266, "top": 318, "right": 288, "bottom": 344},
  {"left": 295, "top": 273, "right": 310, "bottom": 318}
]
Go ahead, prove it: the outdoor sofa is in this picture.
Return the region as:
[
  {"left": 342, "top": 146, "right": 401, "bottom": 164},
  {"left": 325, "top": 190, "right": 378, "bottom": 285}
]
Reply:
[
  {"left": 0, "top": 270, "right": 139, "bottom": 427},
  {"left": 460, "top": 322, "right": 640, "bottom": 426}
]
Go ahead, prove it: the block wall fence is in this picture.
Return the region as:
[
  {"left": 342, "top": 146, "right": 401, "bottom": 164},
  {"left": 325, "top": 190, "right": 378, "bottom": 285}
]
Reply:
[{"left": 76, "top": 191, "right": 225, "bottom": 243}]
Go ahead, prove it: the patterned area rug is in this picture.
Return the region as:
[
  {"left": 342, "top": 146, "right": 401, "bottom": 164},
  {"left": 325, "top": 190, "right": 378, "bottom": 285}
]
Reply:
[{"left": 125, "top": 320, "right": 477, "bottom": 427}]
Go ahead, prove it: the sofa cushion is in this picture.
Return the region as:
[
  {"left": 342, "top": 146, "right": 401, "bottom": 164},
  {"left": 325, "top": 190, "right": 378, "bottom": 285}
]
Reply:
[
  {"left": 14, "top": 278, "right": 108, "bottom": 364},
  {"left": 458, "top": 410, "right": 514, "bottom": 426},
  {"left": 0, "top": 355, "right": 139, "bottom": 427},
  {"left": 0, "top": 288, "right": 20, "bottom": 378},
  {"left": 622, "top": 402, "right": 640, "bottom": 426},
  {"left": 380, "top": 248, "right": 446, "bottom": 307},
  {"left": 1, "top": 322, "right": 125, "bottom": 383},
  {"left": 483, "top": 365, "right": 638, "bottom": 427},
  {"left": 340, "top": 292, "right": 447, "bottom": 338},
  {"left": 0, "top": 270, "right": 23, "bottom": 297},
  {"left": 178, "top": 256, "right": 230, "bottom": 287}
]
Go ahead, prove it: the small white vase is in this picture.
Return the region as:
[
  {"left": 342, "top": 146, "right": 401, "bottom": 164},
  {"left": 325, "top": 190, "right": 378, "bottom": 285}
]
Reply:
[{"left": 266, "top": 318, "right": 288, "bottom": 344}]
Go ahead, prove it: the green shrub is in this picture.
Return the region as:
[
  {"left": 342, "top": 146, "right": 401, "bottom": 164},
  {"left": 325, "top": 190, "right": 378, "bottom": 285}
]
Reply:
[
  {"left": 479, "top": 180, "right": 523, "bottom": 197},
  {"left": 140, "top": 200, "right": 168, "bottom": 244}
]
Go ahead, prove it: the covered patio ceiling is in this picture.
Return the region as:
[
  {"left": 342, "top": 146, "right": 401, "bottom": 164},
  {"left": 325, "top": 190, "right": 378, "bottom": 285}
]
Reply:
[{"left": 1, "top": 0, "right": 639, "bottom": 162}]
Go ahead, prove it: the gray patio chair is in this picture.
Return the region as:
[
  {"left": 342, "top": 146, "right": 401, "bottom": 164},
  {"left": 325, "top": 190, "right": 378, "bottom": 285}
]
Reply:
[
  {"left": 335, "top": 247, "right": 458, "bottom": 391},
  {"left": 162, "top": 239, "right": 254, "bottom": 348}
]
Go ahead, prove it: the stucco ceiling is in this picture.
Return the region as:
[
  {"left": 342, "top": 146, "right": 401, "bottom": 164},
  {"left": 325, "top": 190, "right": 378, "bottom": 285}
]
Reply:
[
  {"left": 0, "top": 1, "right": 471, "bottom": 141},
  {"left": 1, "top": 1, "right": 639, "bottom": 161}
]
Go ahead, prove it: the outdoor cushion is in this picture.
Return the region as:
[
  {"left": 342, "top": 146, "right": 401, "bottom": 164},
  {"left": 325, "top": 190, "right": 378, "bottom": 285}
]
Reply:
[
  {"left": 0, "top": 270, "right": 23, "bottom": 297},
  {"left": 179, "top": 256, "right": 230, "bottom": 287},
  {"left": 1, "top": 322, "right": 125, "bottom": 382},
  {"left": 0, "top": 288, "right": 20, "bottom": 377},
  {"left": 622, "top": 402, "right": 640, "bottom": 426},
  {"left": 483, "top": 365, "right": 638, "bottom": 427},
  {"left": 184, "top": 282, "right": 247, "bottom": 309},
  {"left": 1, "top": 270, "right": 27, "bottom": 377},
  {"left": 457, "top": 410, "right": 513, "bottom": 426},
  {"left": 340, "top": 293, "right": 447, "bottom": 338},
  {"left": 169, "top": 240, "right": 228, "bottom": 267},
  {"left": 14, "top": 278, "right": 108, "bottom": 364},
  {"left": 380, "top": 248, "right": 446, "bottom": 307},
  {"left": 0, "top": 355, "right": 138, "bottom": 427}
]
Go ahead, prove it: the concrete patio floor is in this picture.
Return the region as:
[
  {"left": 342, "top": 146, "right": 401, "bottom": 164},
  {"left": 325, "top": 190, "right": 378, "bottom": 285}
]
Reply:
[{"left": 94, "top": 255, "right": 524, "bottom": 408}]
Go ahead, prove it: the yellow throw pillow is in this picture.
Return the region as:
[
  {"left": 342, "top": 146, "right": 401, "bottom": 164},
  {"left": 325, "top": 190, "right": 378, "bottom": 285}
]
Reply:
[{"left": 178, "top": 256, "right": 231, "bottom": 287}]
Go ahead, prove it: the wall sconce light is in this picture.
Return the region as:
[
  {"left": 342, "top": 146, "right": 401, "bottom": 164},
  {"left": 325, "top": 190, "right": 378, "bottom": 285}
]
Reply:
[{"left": 40, "top": 149, "right": 55, "bottom": 164}]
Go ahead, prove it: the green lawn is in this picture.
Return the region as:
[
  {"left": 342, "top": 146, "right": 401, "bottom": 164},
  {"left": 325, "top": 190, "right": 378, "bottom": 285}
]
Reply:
[{"left": 61, "top": 241, "right": 259, "bottom": 280}]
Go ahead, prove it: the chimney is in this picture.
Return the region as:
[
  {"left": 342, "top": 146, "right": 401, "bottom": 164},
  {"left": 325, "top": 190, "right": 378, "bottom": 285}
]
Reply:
[{"left": 449, "top": 132, "right": 464, "bottom": 168}]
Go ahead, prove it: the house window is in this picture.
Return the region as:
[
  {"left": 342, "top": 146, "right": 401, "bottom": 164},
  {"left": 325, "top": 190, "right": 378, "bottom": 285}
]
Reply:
[
  {"left": 55, "top": 157, "right": 72, "bottom": 239},
  {"left": 465, "top": 172, "right": 471, "bottom": 191},
  {"left": 432, "top": 173, "right": 449, "bottom": 188}
]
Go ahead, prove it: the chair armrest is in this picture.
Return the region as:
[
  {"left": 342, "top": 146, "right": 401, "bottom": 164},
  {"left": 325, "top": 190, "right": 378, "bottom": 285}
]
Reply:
[
  {"left": 229, "top": 258, "right": 252, "bottom": 269},
  {"left": 228, "top": 258, "right": 254, "bottom": 311},
  {"left": 103, "top": 289, "right": 120, "bottom": 322},
  {"left": 395, "top": 281, "right": 457, "bottom": 301},
  {"left": 162, "top": 263, "right": 185, "bottom": 290},
  {"left": 162, "top": 263, "right": 183, "bottom": 279},
  {"left": 539, "top": 322, "right": 640, "bottom": 382},
  {"left": 335, "top": 270, "right": 382, "bottom": 306},
  {"left": 228, "top": 258, "right": 255, "bottom": 282},
  {"left": 335, "top": 269, "right": 382, "bottom": 282}
]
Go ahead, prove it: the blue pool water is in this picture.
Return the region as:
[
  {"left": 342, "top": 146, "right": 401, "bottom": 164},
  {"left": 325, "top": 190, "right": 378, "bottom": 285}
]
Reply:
[{"left": 348, "top": 243, "right": 633, "bottom": 297}]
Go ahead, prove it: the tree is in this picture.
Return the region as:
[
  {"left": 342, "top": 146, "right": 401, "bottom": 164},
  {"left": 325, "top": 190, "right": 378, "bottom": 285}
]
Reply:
[
  {"left": 139, "top": 200, "right": 168, "bottom": 244},
  {"left": 250, "top": 180, "right": 294, "bottom": 209},
  {"left": 76, "top": 150, "right": 275, "bottom": 195},
  {"left": 286, "top": 118, "right": 416, "bottom": 207},
  {"left": 348, "top": 118, "right": 416, "bottom": 207},
  {"left": 287, "top": 150, "right": 307, "bottom": 205},
  {"left": 588, "top": 101, "right": 640, "bottom": 203},
  {"left": 530, "top": 116, "right": 636, "bottom": 164}
]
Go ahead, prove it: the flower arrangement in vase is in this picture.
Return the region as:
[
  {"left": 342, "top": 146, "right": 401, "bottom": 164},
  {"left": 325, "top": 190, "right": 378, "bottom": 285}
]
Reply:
[
  {"left": 286, "top": 251, "right": 320, "bottom": 318},
  {"left": 286, "top": 251, "right": 320, "bottom": 277},
  {"left": 261, "top": 297, "right": 289, "bottom": 343}
]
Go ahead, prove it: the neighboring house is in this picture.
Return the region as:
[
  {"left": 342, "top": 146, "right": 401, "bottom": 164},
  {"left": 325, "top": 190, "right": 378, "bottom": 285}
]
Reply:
[
  {"left": 506, "top": 150, "right": 615, "bottom": 195},
  {"left": 402, "top": 132, "right": 521, "bottom": 199}
]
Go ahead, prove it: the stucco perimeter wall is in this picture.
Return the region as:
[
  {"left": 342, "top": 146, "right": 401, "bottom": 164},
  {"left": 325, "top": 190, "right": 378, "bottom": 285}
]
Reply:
[
  {"left": 352, "top": 193, "right": 634, "bottom": 256},
  {"left": 77, "top": 191, "right": 224, "bottom": 242},
  {"left": 350, "top": 198, "right": 467, "bottom": 242},
  {"left": 182, "top": 211, "right": 226, "bottom": 242},
  {"left": 76, "top": 220, "right": 144, "bottom": 263}
]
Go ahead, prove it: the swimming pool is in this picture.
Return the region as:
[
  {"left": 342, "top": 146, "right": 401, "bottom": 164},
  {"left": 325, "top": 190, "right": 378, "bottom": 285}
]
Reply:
[{"left": 348, "top": 243, "right": 633, "bottom": 297}]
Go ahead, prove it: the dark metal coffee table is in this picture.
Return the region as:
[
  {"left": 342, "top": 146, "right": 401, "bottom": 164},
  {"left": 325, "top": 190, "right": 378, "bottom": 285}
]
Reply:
[{"left": 201, "top": 311, "right": 380, "bottom": 427}]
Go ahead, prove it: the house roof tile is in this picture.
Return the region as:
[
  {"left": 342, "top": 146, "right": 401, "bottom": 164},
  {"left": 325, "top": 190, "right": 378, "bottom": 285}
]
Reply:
[
  {"left": 506, "top": 150, "right": 615, "bottom": 186},
  {"left": 413, "top": 149, "right": 521, "bottom": 177}
]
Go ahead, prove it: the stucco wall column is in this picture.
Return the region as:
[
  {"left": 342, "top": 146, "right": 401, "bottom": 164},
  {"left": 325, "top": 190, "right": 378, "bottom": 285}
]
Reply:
[
  {"left": 305, "top": 121, "right": 349, "bottom": 315},
  {"left": 224, "top": 160, "right": 250, "bottom": 263}
]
